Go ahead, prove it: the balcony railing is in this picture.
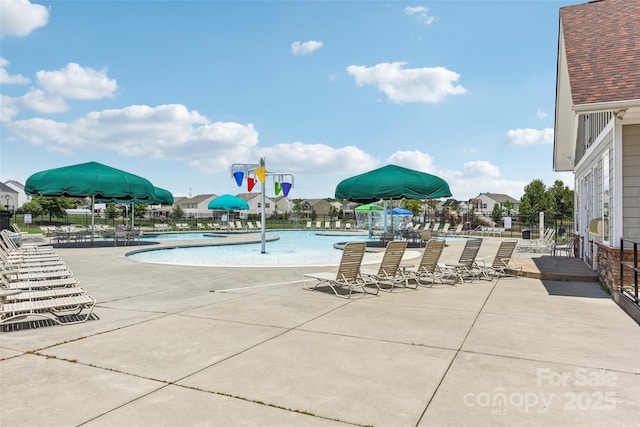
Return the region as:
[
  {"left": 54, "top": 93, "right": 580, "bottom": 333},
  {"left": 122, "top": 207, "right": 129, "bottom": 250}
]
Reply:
[
  {"left": 575, "top": 111, "right": 615, "bottom": 163},
  {"left": 619, "top": 237, "right": 640, "bottom": 307}
]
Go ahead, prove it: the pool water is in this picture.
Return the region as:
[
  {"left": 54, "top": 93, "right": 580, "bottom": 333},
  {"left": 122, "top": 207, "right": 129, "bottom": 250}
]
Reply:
[
  {"left": 128, "top": 230, "right": 466, "bottom": 267},
  {"left": 128, "top": 230, "right": 372, "bottom": 267},
  {"left": 141, "top": 232, "right": 223, "bottom": 241}
]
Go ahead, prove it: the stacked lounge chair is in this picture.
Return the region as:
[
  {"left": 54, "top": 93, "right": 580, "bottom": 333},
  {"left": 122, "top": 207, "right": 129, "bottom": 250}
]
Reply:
[{"left": 0, "top": 229, "right": 97, "bottom": 329}]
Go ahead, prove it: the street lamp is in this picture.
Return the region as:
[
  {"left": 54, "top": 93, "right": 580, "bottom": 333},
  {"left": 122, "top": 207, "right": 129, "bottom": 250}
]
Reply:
[
  {"left": 4, "top": 195, "right": 9, "bottom": 211},
  {"left": 231, "top": 157, "right": 293, "bottom": 254}
]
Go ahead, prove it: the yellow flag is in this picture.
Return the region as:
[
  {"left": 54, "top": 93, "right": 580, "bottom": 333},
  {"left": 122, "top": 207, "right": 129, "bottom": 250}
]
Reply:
[{"left": 254, "top": 166, "right": 266, "bottom": 183}]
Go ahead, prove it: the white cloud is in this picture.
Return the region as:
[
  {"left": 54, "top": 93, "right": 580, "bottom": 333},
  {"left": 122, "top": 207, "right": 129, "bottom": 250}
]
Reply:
[
  {"left": 36, "top": 63, "right": 117, "bottom": 100},
  {"left": 536, "top": 108, "right": 548, "bottom": 119},
  {"left": 383, "top": 151, "right": 527, "bottom": 200},
  {"left": 404, "top": 6, "right": 435, "bottom": 25},
  {"left": 259, "top": 142, "right": 377, "bottom": 175},
  {"left": 4, "top": 104, "right": 259, "bottom": 170},
  {"left": 20, "top": 88, "right": 69, "bottom": 113},
  {"left": 386, "top": 150, "right": 434, "bottom": 172},
  {"left": 506, "top": 127, "right": 554, "bottom": 145},
  {"left": 346, "top": 62, "right": 466, "bottom": 104},
  {"left": 0, "top": 57, "right": 30, "bottom": 84},
  {"left": 462, "top": 160, "right": 500, "bottom": 178},
  {"left": 0, "top": 94, "right": 20, "bottom": 122},
  {"left": 0, "top": 0, "right": 49, "bottom": 38},
  {"left": 291, "top": 40, "right": 323, "bottom": 55}
]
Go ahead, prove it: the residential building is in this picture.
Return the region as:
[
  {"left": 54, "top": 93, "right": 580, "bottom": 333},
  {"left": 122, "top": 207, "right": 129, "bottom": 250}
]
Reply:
[
  {"left": 0, "top": 182, "right": 18, "bottom": 211},
  {"left": 174, "top": 194, "right": 217, "bottom": 217},
  {"left": 272, "top": 195, "right": 294, "bottom": 215},
  {"left": 302, "top": 199, "right": 333, "bottom": 217},
  {"left": 473, "top": 193, "right": 520, "bottom": 216},
  {"left": 236, "top": 193, "right": 277, "bottom": 218},
  {"left": 3, "top": 180, "right": 28, "bottom": 208},
  {"left": 553, "top": 0, "right": 640, "bottom": 307},
  {"left": 340, "top": 201, "right": 359, "bottom": 219}
]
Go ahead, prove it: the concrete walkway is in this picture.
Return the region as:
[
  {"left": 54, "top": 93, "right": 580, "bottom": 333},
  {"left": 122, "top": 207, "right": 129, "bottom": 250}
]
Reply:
[{"left": 1, "top": 236, "right": 639, "bottom": 426}]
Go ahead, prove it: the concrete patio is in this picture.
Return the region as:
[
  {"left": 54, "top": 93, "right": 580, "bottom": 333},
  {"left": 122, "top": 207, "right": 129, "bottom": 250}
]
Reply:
[{"left": 1, "top": 236, "right": 639, "bottom": 426}]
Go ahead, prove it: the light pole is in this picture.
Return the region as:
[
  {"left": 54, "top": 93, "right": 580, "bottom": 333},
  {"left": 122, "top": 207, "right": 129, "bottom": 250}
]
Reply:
[
  {"left": 4, "top": 195, "right": 9, "bottom": 211},
  {"left": 231, "top": 157, "right": 293, "bottom": 254}
]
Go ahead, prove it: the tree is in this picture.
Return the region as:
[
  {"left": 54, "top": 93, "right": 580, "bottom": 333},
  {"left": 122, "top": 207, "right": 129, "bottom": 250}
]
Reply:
[
  {"left": 20, "top": 198, "right": 44, "bottom": 216},
  {"left": 491, "top": 203, "right": 504, "bottom": 223},
  {"left": 292, "top": 198, "right": 305, "bottom": 218},
  {"left": 519, "top": 179, "right": 550, "bottom": 217},
  {"left": 402, "top": 199, "right": 423, "bottom": 216},
  {"left": 133, "top": 203, "right": 147, "bottom": 219},
  {"left": 171, "top": 205, "right": 184, "bottom": 221},
  {"left": 328, "top": 205, "right": 339, "bottom": 220},
  {"left": 31, "top": 196, "right": 74, "bottom": 221},
  {"left": 106, "top": 204, "right": 118, "bottom": 219},
  {"left": 548, "top": 180, "right": 574, "bottom": 217},
  {"left": 425, "top": 198, "right": 439, "bottom": 221},
  {"left": 503, "top": 200, "right": 514, "bottom": 216}
]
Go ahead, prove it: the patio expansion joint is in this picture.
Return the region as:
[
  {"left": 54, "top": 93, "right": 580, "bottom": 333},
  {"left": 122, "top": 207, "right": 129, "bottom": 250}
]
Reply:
[
  {"left": 141, "top": 299, "right": 370, "bottom": 426},
  {"left": 472, "top": 309, "right": 626, "bottom": 329},
  {"left": 415, "top": 275, "right": 502, "bottom": 425},
  {"left": 451, "top": 349, "right": 640, "bottom": 377}
]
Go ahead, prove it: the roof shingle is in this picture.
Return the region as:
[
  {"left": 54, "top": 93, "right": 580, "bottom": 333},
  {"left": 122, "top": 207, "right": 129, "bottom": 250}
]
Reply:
[{"left": 560, "top": 0, "right": 640, "bottom": 105}]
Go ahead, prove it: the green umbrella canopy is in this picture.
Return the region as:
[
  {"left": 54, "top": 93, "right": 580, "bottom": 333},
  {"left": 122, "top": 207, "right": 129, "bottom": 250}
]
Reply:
[
  {"left": 95, "top": 186, "right": 174, "bottom": 205},
  {"left": 354, "top": 203, "right": 384, "bottom": 211},
  {"left": 25, "top": 161, "right": 156, "bottom": 201},
  {"left": 335, "top": 164, "right": 452, "bottom": 203},
  {"left": 151, "top": 187, "right": 174, "bottom": 204},
  {"left": 208, "top": 194, "right": 249, "bottom": 210}
]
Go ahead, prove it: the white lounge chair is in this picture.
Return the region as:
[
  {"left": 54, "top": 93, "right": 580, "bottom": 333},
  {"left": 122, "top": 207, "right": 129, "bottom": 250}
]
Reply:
[
  {"left": 302, "top": 242, "right": 377, "bottom": 298},
  {"left": 440, "top": 223, "right": 451, "bottom": 235},
  {"left": 478, "top": 239, "right": 521, "bottom": 279},
  {"left": 0, "top": 294, "right": 96, "bottom": 326},
  {"left": 518, "top": 228, "right": 555, "bottom": 253},
  {"left": 405, "top": 239, "right": 446, "bottom": 285},
  {"left": 361, "top": 241, "right": 411, "bottom": 291},
  {"left": 440, "top": 238, "right": 483, "bottom": 283}
]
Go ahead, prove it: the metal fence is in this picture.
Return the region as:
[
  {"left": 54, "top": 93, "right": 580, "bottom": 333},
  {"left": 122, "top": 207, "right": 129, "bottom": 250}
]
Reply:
[
  {"left": 7, "top": 211, "right": 575, "bottom": 239},
  {"left": 620, "top": 237, "right": 640, "bottom": 307}
]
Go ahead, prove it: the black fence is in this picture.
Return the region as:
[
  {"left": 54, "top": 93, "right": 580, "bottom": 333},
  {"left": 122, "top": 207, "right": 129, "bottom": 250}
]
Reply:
[
  {"left": 8, "top": 211, "right": 575, "bottom": 240},
  {"left": 620, "top": 237, "right": 640, "bottom": 307},
  {"left": 513, "top": 214, "right": 574, "bottom": 242}
]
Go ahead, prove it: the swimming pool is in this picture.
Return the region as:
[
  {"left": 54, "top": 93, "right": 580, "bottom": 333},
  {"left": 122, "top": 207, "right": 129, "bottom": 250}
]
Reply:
[
  {"left": 141, "top": 232, "right": 223, "bottom": 241},
  {"left": 128, "top": 230, "right": 464, "bottom": 267},
  {"left": 128, "top": 230, "right": 373, "bottom": 267}
]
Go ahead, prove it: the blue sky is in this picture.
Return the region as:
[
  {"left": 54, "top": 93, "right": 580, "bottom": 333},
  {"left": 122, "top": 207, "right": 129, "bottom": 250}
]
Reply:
[{"left": 1, "top": 0, "right": 580, "bottom": 202}]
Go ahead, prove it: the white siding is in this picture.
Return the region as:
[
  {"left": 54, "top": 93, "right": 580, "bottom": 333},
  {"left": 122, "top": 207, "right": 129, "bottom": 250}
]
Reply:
[{"left": 622, "top": 124, "right": 640, "bottom": 240}]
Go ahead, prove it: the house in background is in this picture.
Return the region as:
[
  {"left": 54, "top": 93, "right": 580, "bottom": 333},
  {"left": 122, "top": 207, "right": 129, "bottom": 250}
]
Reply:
[
  {"left": 236, "top": 193, "right": 276, "bottom": 218},
  {"left": 3, "top": 180, "right": 28, "bottom": 209},
  {"left": 340, "top": 201, "right": 358, "bottom": 219},
  {"left": 0, "top": 182, "right": 19, "bottom": 211},
  {"left": 553, "top": 0, "right": 640, "bottom": 311},
  {"left": 302, "top": 199, "right": 332, "bottom": 217},
  {"left": 174, "top": 194, "right": 217, "bottom": 217},
  {"left": 474, "top": 193, "right": 520, "bottom": 216},
  {"left": 272, "top": 195, "right": 294, "bottom": 216}
]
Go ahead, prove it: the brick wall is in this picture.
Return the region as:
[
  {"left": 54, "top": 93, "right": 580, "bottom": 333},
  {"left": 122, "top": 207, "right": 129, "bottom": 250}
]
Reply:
[{"left": 595, "top": 242, "right": 637, "bottom": 293}]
